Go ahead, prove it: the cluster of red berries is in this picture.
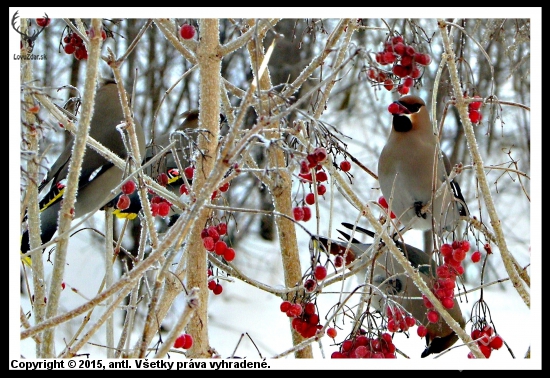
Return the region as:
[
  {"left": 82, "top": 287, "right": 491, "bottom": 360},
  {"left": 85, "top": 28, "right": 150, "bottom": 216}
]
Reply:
[
  {"left": 207, "top": 268, "right": 224, "bottom": 295},
  {"left": 378, "top": 196, "right": 397, "bottom": 220},
  {"left": 465, "top": 94, "right": 484, "bottom": 124},
  {"left": 280, "top": 301, "right": 322, "bottom": 338},
  {"left": 179, "top": 24, "right": 196, "bottom": 40},
  {"left": 467, "top": 325, "right": 504, "bottom": 358},
  {"left": 385, "top": 305, "right": 417, "bottom": 333},
  {"left": 325, "top": 241, "right": 356, "bottom": 269},
  {"left": 331, "top": 331, "right": 397, "bottom": 358},
  {"left": 201, "top": 223, "right": 235, "bottom": 262},
  {"left": 173, "top": 333, "right": 194, "bottom": 349},
  {"left": 62, "top": 31, "right": 88, "bottom": 60},
  {"left": 303, "top": 265, "right": 328, "bottom": 292},
  {"left": 368, "top": 35, "right": 432, "bottom": 95},
  {"left": 116, "top": 180, "right": 136, "bottom": 211},
  {"left": 419, "top": 240, "right": 477, "bottom": 325}
]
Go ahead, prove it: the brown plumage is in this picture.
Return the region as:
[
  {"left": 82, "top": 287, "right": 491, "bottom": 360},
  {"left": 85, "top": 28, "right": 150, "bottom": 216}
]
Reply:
[
  {"left": 377, "top": 95, "right": 468, "bottom": 233},
  {"left": 21, "top": 79, "right": 146, "bottom": 253}
]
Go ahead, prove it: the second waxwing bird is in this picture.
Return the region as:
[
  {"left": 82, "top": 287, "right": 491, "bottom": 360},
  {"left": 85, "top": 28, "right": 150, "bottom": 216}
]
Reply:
[
  {"left": 21, "top": 78, "right": 146, "bottom": 255},
  {"left": 311, "top": 223, "right": 466, "bottom": 358},
  {"left": 377, "top": 95, "right": 468, "bottom": 234}
]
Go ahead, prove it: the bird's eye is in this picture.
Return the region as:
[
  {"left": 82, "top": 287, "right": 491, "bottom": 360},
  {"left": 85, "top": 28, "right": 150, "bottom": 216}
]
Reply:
[{"left": 404, "top": 103, "right": 422, "bottom": 113}]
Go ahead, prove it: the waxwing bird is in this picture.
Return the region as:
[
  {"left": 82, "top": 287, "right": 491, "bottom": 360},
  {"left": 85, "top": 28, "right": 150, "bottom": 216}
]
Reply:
[
  {"left": 21, "top": 79, "right": 146, "bottom": 255},
  {"left": 311, "top": 223, "right": 466, "bottom": 358},
  {"left": 377, "top": 95, "right": 468, "bottom": 234}
]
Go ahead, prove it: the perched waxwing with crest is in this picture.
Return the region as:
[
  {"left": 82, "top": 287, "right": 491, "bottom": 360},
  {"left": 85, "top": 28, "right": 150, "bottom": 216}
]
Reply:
[
  {"left": 377, "top": 95, "right": 468, "bottom": 234},
  {"left": 21, "top": 78, "right": 146, "bottom": 255},
  {"left": 311, "top": 223, "right": 466, "bottom": 357}
]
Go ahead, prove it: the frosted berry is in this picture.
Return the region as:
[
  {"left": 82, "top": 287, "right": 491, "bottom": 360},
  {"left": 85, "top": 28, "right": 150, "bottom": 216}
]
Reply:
[
  {"left": 293, "top": 207, "right": 304, "bottom": 221},
  {"left": 116, "top": 194, "right": 131, "bottom": 210},
  {"left": 121, "top": 180, "right": 136, "bottom": 195},
  {"left": 305, "top": 192, "right": 316, "bottom": 205},
  {"left": 180, "top": 24, "right": 196, "bottom": 40}
]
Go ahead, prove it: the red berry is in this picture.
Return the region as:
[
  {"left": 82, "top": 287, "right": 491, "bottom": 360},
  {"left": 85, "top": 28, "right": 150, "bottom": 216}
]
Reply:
[
  {"left": 304, "top": 279, "right": 317, "bottom": 292},
  {"left": 202, "top": 236, "right": 215, "bottom": 251},
  {"left": 174, "top": 334, "right": 186, "bottom": 348},
  {"left": 223, "top": 247, "right": 236, "bottom": 262},
  {"left": 468, "top": 95, "right": 483, "bottom": 110},
  {"left": 184, "top": 166, "right": 195, "bottom": 180},
  {"left": 217, "top": 222, "right": 228, "bottom": 235},
  {"left": 415, "top": 53, "right": 432, "bottom": 66},
  {"left": 417, "top": 325, "right": 428, "bottom": 338},
  {"left": 64, "top": 44, "right": 76, "bottom": 54},
  {"left": 469, "top": 109, "right": 482, "bottom": 124},
  {"left": 158, "top": 202, "right": 170, "bottom": 217},
  {"left": 427, "top": 310, "right": 439, "bottom": 323},
  {"left": 36, "top": 18, "right": 51, "bottom": 27},
  {"left": 478, "top": 343, "right": 492, "bottom": 358},
  {"left": 313, "top": 147, "right": 328, "bottom": 163},
  {"left": 334, "top": 255, "right": 343, "bottom": 268},
  {"left": 397, "top": 84, "right": 409, "bottom": 95},
  {"left": 327, "top": 327, "right": 337, "bottom": 339},
  {"left": 471, "top": 251, "right": 482, "bottom": 263},
  {"left": 179, "top": 24, "right": 196, "bottom": 40},
  {"left": 219, "top": 182, "right": 230, "bottom": 192},
  {"left": 440, "top": 243, "right": 453, "bottom": 257},
  {"left": 302, "top": 206, "right": 312, "bottom": 222},
  {"left": 293, "top": 207, "right": 304, "bottom": 221},
  {"left": 74, "top": 47, "right": 88, "bottom": 60},
  {"left": 316, "top": 171, "right": 328, "bottom": 182},
  {"left": 121, "top": 180, "right": 136, "bottom": 195},
  {"left": 61, "top": 282, "right": 66, "bottom": 290},
  {"left": 387, "top": 103, "right": 401, "bottom": 114},
  {"left": 213, "top": 283, "right": 223, "bottom": 295},
  {"left": 200, "top": 228, "right": 209, "bottom": 239},
  {"left": 182, "top": 334, "right": 193, "bottom": 349},
  {"left": 452, "top": 248, "right": 466, "bottom": 262},
  {"left": 208, "top": 280, "right": 217, "bottom": 290},
  {"left": 305, "top": 192, "right": 316, "bottom": 205},
  {"left": 378, "top": 196, "right": 389, "bottom": 209},
  {"left": 214, "top": 240, "right": 227, "bottom": 256},
  {"left": 314, "top": 265, "right": 327, "bottom": 281},
  {"left": 317, "top": 184, "right": 327, "bottom": 196},
  {"left": 207, "top": 226, "right": 220, "bottom": 242},
  {"left": 441, "top": 297, "right": 455, "bottom": 309},
  {"left": 340, "top": 160, "right": 351, "bottom": 172},
  {"left": 280, "top": 301, "right": 292, "bottom": 312},
  {"left": 403, "top": 77, "right": 414, "bottom": 88},
  {"left": 489, "top": 335, "right": 504, "bottom": 350},
  {"left": 116, "top": 194, "right": 131, "bottom": 210},
  {"left": 179, "top": 184, "right": 189, "bottom": 195},
  {"left": 157, "top": 173, "right": 169, "bottom": 187}
]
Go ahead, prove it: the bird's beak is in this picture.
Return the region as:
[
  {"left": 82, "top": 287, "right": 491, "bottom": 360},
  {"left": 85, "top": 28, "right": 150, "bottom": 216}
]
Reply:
[{"left": 391, "top": 101, "right": 411, "bottom": 115}]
